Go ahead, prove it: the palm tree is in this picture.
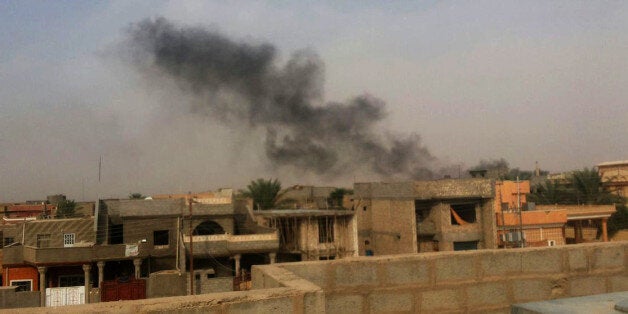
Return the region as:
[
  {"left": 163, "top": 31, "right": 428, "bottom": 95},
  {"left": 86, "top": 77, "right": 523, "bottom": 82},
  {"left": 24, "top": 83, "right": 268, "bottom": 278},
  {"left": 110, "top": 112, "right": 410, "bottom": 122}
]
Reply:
[
  {"left": 571, "top": 168, "right": 619, "bottom": 205},
  {"left": 242, "top": 178, "right": 283, "bottom": 210},
  {"left": 529, "top": 179, "right": 572, "bottom": 205}
]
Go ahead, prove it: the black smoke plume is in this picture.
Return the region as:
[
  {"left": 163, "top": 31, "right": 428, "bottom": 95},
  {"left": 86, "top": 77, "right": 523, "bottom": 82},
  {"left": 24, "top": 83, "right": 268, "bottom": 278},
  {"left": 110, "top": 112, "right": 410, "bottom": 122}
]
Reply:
[{"left": 125, "top": 17, "right": 435, "bottom": 179}]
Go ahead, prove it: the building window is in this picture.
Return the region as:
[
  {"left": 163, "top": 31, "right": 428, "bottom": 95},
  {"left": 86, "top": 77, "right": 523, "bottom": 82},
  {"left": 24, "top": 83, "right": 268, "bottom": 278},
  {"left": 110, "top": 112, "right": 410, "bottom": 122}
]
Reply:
[
  {"left": 415, "top": 200, "right": 433, "bottom": 223},
  {"left": 64, "top": 233, "right": 75, "bottom": 247},
  {"left": 109, "top": 223, "right": 123, "bottom": 244},
  {"left": 37, "top": 234, "right": 51, "bottom": 248},
  {"left": 10, "top": 280, "right": 32, "bottom": 292},
  {"left": 58, "top": 275, "right": 84, "bottom": 287},
  {"left": 153, "top": 230, "right": 169, "bottom": 247},
  {"left": 318, "top": 217, "right": 334, "bottom": 243},
  {"left": 4, "top": 237, "right": 14, "bottom": 246},
  {"left": 450, "top": 203, "right": 477, "bottom": 225},
  {"left": 453, "top": 241, "right": 478, "bottom": 251}
]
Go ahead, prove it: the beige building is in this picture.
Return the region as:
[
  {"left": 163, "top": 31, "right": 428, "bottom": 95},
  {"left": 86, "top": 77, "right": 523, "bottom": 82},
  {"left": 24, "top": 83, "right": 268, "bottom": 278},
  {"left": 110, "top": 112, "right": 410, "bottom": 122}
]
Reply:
[
  {"left": 254, "top": 209, "right": 357, "bottom": 262},
  {"left": 2, "top": 189, "right": 280, "bottom": 307},
  {"left": 351, "top": 178, "right": 496, "bottom": 255},
  {"left": 275, "top": 186, "right": 338, "bottom": 209},
  {"left": 597, "top": 160, "right": 628, "bottom": 202}
]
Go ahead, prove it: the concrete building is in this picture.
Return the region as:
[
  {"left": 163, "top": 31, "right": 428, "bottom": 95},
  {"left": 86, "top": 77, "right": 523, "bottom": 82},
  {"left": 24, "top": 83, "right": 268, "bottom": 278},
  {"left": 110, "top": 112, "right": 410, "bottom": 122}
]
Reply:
[
  {"left": 597, "top": 160, "right": 628, "bottom": 202},
  {"left": 2, "top": 217, "right": 104, "bottom": 306},
  {"left": 1, "top": 189, "right": 279, "bottom": 307},
  {"left": 351, "top": 178, "right": 497, "bottom": 255},
  {"left": 495, "top": 180, "right": 567, "bottom": 248},
  {"left": 537, "top": 204, "right": 617, "bottom": 243},
  {"left": 275, "top": 186, "right": 338, "bottom": 209},
  {"left": 254, "top": 209, "right": 357, "bottom": 262}
]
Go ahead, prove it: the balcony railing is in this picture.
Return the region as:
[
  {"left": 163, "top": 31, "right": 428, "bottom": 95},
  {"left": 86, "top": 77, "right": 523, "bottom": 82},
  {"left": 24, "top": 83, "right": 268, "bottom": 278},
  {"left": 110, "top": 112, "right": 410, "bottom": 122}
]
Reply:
[
  {"left": 183, "top": 233, "right": 279, "bottom": 256},
  {"left": 4, "top": 243, "right": 152, "bottom": 265}
]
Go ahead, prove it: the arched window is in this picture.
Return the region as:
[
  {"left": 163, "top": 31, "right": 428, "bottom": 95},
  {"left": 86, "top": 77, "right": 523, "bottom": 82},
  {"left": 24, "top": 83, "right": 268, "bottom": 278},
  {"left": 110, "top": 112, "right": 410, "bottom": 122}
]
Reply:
[{"left": 193, "top": 220, "right": 225, "bottom": 235}]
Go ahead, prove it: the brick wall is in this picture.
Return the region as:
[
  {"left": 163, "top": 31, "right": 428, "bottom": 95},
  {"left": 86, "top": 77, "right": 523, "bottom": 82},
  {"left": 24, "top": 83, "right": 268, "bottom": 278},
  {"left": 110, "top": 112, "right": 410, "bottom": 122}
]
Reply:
[{"left": 5, "top": 266, "right": 38, "bottom": 291}]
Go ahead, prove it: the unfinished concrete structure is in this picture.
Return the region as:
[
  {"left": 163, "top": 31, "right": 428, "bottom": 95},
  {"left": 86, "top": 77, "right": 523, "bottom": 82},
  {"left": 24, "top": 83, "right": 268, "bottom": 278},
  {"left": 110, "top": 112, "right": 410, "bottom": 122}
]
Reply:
[
  {"left": 275, "top": 186, "right": 338, "bottom": 209},
  {"left": 254, "top": 209, "right": 357, "bottom": 262},
  {"left": 352, "top": 179, "right": 496, "bottom": 255}
]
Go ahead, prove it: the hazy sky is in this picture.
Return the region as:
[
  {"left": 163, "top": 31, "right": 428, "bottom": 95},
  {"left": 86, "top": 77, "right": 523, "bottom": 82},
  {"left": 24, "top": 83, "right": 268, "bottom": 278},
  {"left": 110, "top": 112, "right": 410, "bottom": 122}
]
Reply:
[{"left": 1, "top": 1, "right": 626, "bottom": 202}]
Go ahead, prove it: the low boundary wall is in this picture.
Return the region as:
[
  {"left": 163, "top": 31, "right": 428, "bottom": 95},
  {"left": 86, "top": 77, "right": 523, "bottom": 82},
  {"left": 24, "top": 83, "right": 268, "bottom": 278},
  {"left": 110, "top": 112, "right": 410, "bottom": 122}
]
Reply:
[
  {"left": 269, "top": 241, "right": 628, "bottom": 313},
  {"left": 1, "top": 241, "right": 625, "bottom": 313}
]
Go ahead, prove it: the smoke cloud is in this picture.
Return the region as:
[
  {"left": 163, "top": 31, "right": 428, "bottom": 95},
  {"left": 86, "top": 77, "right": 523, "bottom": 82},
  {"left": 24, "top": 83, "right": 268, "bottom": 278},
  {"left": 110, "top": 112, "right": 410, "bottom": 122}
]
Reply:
[{"left": 125, "top": 17, "right": 435, "bottom": 180}]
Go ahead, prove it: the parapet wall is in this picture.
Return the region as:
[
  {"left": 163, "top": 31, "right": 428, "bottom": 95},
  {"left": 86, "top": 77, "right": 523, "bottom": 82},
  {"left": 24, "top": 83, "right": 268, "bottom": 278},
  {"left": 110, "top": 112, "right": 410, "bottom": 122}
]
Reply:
[
  {"left": 0, "top": 287, "right": 39, "bottom": 309},
  {"left": 5, "top": 242, "right": 626, "bottom": 313},
  {"left": 269, "top": 241, "right": 628, "bottom": 313}
]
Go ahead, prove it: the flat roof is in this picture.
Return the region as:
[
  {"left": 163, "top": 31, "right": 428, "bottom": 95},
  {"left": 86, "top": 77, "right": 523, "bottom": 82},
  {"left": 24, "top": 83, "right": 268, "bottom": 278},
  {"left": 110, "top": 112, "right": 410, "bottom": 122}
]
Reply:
[
  {"left": 536, "top": 204, "right": 616, "bottom": 220},
  {"left": 512, "top": 291, "right": 628, "bottom": 313},
  {"left": 597, "top": 160, "right": 628, "bottom": 167},
  {"left": 254, "top": 209, "right": 354, "bottom": 217}
]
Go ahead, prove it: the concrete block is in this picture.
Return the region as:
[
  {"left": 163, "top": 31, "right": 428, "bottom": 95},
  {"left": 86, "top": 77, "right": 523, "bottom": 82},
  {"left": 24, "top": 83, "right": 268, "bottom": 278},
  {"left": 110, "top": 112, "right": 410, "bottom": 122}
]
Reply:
[
  {"left": 227, "top": 297, "right": 294, "bottom": 313},
  {"left": 481, "top": 251, "right": 521, "bottom": 277},
  {"left": 435, "top": 255, "right": 477, "bottom": 282},
  {"left": 386, "top": 260, "right": 429, "bottom": 285},
  {"left": 326, "top": 294, "right": 364, "bottom": 314},
  {"left": 592, "top": 246, "right": 624, "bottom": 270},
  {"left": 609, "top": 275, "right": 628, "bottom": 292},
  {"left": 421, "top": 289, "right": 462, "bottom": 311},
  {"left": 512, "top": 279, "right": 552, "bottom": 302},
  {"left": 284, "top": 263, "right": 328, "bottom": 289},
  {"left": 569, "top": 276, "right": 607, "bottom": 297},
  {"left": 521, "top": 249, "right": 562, "bottom": 273},
  {"left": 335, "top": 262, "right": 378, "bottom": 287},
  {"left": 304, "top": 290, "right": 325, "bottom": 314},
  {"left": 368, "top": 291, "right": 414, "bottom": 313},
  {"left": 567, "top": 248, "right": 588, "bottom": 271},
  {"left": 467, "top": 282, "right": 508, "bottom": 307}
]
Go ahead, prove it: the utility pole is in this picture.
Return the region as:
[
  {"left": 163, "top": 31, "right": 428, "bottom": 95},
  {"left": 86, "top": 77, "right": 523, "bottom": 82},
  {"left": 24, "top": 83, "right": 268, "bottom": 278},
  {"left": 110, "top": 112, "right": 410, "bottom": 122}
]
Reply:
[
  {"left": 188, "top": 192, "right": 194, "bottom": 295},
  {"left": 517, "top": 177, "right": 524, "bottom": 248}
]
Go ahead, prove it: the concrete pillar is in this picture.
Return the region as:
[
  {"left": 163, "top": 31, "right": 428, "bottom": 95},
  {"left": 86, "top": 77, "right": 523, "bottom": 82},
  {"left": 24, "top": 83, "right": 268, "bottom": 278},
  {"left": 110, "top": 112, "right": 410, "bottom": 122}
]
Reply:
[
  {"left": 269, "top": 252, "right": 276, "bottom": 264},
  {"left": 82, "top": 264, "right": 91, "bottom": 304},
  {"left": 133, "top": 258, "right": 142, "bottom": 279},
  {"left": 602, "top": 218, "right": 609, "bottom": 242},
  {"left": 575, "top": 221, "right": 583, "bottom": 243},
  {"left": 97, "top": 261, "right": 105, "bottom": 287},
  {"left": 234, "top": 254, "right": 241, "bottom": 277},
  {"left": 37, "top": 266, "right": 46, "bottom": 307}
]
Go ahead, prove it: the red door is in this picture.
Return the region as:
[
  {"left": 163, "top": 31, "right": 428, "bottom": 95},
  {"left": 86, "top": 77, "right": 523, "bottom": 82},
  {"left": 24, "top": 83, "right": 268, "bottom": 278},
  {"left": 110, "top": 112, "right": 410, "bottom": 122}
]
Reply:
[{"left": 100, "top": 279, "right": 146, "bottom": 302}]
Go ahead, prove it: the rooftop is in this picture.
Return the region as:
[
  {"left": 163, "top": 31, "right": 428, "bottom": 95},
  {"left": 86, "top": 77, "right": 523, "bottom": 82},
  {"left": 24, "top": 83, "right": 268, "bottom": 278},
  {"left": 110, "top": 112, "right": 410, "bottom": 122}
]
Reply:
[
  {"left": 597, "top": 160, "right": 628, "bottom": 167},
  {"left": 254, "top": 209, "right": 354, "bottom": 217}
]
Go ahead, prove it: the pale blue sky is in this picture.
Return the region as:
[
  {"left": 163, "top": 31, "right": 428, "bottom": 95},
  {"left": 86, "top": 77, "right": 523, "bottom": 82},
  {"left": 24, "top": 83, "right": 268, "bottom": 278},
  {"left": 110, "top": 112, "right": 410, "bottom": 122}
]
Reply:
[{"left": 0, "top": 1, "right": 626, "bottom": 201}]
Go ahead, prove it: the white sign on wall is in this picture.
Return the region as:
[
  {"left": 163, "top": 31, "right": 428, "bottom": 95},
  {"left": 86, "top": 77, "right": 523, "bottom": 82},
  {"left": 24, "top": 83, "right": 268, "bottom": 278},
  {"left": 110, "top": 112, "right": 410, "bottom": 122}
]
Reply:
[{"left": 125, "top": 244, "right": 139, "bottom": 257}]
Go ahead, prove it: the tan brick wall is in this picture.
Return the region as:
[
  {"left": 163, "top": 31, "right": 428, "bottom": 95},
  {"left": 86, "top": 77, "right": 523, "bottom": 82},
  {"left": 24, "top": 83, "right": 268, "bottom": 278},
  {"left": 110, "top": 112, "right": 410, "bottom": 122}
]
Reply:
[{"left": 273, "top": 241, "right": 628, "bottom": 313}]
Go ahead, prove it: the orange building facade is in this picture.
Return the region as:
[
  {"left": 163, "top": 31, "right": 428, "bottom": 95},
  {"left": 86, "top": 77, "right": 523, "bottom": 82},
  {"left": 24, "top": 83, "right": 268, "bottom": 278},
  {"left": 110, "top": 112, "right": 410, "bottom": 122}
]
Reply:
[{"left": 495, "top": 180, "right": 567, "bottom": 248}]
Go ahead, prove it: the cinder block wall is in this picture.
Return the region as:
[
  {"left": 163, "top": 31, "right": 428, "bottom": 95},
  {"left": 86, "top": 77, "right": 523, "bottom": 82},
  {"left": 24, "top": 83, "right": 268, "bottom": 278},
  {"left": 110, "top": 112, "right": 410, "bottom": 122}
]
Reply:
[
  {"left": 0, "top": 287, "right": 39, "bottom": 309},
  {"left": 274, "top": 241, "right": 628, "bottom": 313}
]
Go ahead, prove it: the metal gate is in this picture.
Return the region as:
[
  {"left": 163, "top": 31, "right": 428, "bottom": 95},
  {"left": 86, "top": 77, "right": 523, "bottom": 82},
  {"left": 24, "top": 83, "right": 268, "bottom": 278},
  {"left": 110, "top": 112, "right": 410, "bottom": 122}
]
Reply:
[
  {"left": 45, "top": 286, "right": 85, "bottom": 307},
  {"left": 233, "top": 273, "right": 251, "bottom": 291},
  {"left": 100, "top": 279, "right": 146, "bottom": 302}
]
